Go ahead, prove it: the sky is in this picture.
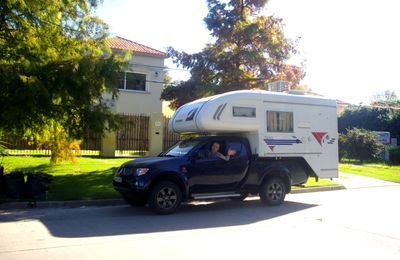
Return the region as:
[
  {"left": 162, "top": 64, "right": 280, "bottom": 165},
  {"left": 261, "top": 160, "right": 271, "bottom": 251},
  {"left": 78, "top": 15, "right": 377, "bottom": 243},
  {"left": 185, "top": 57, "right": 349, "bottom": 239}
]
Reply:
[{"left": 96, "top": 0, "right": 400, "bottom": 104}]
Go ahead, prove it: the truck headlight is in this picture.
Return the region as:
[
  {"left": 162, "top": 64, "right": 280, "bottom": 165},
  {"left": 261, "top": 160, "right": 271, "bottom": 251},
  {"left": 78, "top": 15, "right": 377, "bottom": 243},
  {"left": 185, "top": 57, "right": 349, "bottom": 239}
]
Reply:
[
  {"left": 115, "top": 167, "right": 124, "bottom": 176},
  {"left": 135, "top": 168, "right": 149, "bottom": 176}
]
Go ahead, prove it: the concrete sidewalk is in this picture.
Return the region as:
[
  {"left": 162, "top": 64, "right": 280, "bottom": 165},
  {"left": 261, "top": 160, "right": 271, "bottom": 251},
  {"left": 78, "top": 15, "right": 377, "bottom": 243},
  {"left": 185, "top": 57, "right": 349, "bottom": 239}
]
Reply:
[{"left": 335, "top": 172, "right": 400, "bottom": 189}]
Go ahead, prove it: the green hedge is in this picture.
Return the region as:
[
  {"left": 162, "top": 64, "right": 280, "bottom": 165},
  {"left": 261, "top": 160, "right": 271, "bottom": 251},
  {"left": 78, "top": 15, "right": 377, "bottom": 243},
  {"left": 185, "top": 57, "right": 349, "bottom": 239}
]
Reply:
[
  {"left": 339, "top": 128, "right": 384, "bottom": 163},
  {"left": 388, "top": 147, "right": 400, "bottom": 165}
]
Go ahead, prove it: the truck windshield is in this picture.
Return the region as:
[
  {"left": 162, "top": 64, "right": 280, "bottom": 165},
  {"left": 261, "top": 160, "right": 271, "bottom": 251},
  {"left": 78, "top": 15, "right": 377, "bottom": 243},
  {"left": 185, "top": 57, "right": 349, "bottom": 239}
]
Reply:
[{"left": 162, "top": 140, "right": 200, "bottom": 157}]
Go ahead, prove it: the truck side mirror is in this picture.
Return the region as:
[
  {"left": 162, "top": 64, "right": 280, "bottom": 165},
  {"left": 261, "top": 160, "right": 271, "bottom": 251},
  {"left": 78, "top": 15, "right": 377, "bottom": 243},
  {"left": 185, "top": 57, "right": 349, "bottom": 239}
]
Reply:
[
  {"left": 196, "top": 150, "right": 208, "bottom": 160},
  {"left": 188, "top": 152, "right": 199, "bottom": 162}
]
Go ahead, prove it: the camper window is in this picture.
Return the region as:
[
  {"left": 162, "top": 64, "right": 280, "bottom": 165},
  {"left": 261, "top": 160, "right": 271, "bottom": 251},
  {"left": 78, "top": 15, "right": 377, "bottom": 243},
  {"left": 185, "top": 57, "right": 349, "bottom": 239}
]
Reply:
[
  {"left": 232, "top": 106, "right": 256, "bottom": 118},
  {"left": 267, "top": 111, "right": 294, "bottom": 132},
  {"left": 186, "top": 108, "right": 198, "bottom": 121}
]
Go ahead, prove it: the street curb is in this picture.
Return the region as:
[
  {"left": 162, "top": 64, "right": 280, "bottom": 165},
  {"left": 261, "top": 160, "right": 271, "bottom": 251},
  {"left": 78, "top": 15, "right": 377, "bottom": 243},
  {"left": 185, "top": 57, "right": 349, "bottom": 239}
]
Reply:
[
  {"left": 0, "top": 198, "right": 126, "bottom": 210},
  {"left": 291, "top": 185, "right": 346, "bottom": 194},
  {"left": 0, "top": 185, "right": 346, "bottom": 210}
]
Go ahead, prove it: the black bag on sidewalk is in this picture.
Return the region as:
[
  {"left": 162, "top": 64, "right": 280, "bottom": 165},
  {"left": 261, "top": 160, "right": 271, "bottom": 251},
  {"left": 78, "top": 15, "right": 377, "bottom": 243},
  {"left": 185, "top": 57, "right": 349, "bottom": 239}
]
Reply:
[
  {"left": 26, "top": 172, "right": 53, "bottom": 200},
  {"left": 0, "top": 166, "right": 4, "bottom": 197},
  {"left": 4, "top": 171, "right": 25, "bottom": 199}
]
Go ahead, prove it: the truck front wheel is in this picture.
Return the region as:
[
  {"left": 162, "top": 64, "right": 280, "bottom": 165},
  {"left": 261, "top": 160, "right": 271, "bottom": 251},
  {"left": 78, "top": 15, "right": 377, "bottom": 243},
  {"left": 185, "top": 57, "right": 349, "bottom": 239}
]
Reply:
[
  {"left": 259, "top": 177, "right": 286, "bottom": 206},
  {"left": 148, "top": 181, "right": 182, "bottom": 214}
]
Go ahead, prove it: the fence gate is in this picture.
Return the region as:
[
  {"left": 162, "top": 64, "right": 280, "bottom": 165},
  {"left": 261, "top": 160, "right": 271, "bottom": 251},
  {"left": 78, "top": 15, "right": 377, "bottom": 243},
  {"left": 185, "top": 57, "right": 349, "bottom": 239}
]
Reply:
[
  {"left": 116, "top": 114, "right": 149, "bottom": 155},
  {"left": 80, "top": 133, "right": 101, "bottom": 152}
]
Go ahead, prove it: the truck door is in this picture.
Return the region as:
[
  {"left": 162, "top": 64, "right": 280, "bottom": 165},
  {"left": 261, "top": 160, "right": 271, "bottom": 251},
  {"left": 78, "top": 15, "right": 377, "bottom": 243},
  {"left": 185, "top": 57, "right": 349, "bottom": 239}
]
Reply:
[
  {"left": 188, "top": 140, "right": 237, "bottom": 193},
  {"left": 225, "top": 141, "right": 249, "bottom": 186}
]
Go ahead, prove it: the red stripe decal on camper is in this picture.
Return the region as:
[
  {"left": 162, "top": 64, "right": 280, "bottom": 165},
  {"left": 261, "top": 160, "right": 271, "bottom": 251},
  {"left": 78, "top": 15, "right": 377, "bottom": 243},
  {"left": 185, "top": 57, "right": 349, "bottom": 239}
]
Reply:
[{"left": 312, "top": 132, "right": 327, "bottom": 146}]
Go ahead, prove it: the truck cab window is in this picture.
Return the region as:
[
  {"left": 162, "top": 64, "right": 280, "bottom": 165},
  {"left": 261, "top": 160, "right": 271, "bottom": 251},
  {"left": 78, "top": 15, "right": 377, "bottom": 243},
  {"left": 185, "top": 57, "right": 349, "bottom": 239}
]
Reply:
[
  {"left": 196, "top": 141, "right": 229, "bottom": 160},
  {"left": 163, "top": 140, "right": 200, "bottom": 157},
  {"left": 227, "top": 142, "right": 243, "bottom": 157}
]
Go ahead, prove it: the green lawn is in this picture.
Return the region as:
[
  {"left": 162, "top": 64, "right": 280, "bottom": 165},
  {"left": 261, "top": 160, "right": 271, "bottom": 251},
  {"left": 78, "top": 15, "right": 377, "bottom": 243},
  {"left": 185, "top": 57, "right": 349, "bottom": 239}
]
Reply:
[
  {"left": 1, "top": 155, "right": 339, "bottom": 201},
  {"left": 339, "top": 163, "right": 400, "bottom": 183},
  {"left": 2, "top": 156, "right": 132, "bottom": 200}
]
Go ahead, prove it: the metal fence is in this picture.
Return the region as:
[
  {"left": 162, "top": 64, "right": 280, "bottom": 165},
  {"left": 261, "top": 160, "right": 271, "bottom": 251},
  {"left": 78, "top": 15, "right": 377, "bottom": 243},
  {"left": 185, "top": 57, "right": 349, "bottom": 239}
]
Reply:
[
  {"left": 3, "top": 132, "right": 102, "bottom": 156},
  {"left": 2, "top": 136, "right": 51, "bottom": 155},
  {"left": 116, "top": 114, "right": 149, "bottom": 156},
  {"left": 3, "top": 114, "right": 182, "bottom": 156},
  {"left": 81, "top": 133, "right": 102, "bottom": 153}
]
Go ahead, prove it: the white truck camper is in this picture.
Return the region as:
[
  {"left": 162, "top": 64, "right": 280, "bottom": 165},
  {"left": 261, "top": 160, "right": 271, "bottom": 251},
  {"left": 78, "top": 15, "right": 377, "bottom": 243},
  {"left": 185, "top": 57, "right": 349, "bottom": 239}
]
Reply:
[{"left": 170, "top": 90, "right": 339, "bottom": 179}]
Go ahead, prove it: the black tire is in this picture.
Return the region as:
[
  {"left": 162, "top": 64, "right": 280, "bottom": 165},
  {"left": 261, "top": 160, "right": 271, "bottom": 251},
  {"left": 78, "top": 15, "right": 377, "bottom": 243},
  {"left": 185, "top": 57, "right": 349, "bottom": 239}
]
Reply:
[
  {"left": 259, "top": 177, "right": 286, "bottom": 206},
  {"left": 122, "top": 194, "right": 147, "bottom": 207},
  {"left": 230, "top": 193, "right": 249, "bottom": 202},
  {"left": 148, "top": 181, "right": 182, "bottom": 215}
]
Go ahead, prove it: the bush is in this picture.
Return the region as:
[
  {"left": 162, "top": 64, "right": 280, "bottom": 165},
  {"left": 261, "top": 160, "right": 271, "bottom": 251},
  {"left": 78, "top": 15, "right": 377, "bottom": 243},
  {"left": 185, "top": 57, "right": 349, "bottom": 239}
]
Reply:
[
  {"left": 0, "top": 133, "right": 8, "bottom": 165},
  {"left": 341, "top": 128, "right": 384, "bottom": 163},
  {"left": 48, "top": 138, "right": 81, "bottom": 164},
  {"left": 338, "top": 133, "right": 347, "bottom": 161},
  {"left": 24, "top": 122, "right": 81, "bottom": 164},
  {"left": 388, "top": 147, "right": 400, "bottom": 165}
]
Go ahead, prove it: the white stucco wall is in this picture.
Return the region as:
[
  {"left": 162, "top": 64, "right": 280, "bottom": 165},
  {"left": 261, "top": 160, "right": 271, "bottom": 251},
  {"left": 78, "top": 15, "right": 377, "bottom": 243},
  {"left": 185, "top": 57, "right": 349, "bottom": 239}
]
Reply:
[{"left": 113, "top": 53, "right": 165, "bottom": 115}]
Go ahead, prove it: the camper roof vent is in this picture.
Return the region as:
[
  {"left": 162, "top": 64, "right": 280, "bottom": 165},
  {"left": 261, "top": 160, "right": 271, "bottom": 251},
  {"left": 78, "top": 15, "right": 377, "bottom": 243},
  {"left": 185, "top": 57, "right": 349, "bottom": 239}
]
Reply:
[
  {"left": 287, "top": 90, "right": 306, "bottom": 95},
  {"left": 268, "top": 80, "right": 288, "bottom": 92}
]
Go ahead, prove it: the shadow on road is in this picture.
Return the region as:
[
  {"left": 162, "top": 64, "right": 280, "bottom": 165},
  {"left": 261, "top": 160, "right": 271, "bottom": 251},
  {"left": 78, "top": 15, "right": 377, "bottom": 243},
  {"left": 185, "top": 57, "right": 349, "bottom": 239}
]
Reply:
[{"left": 0, "top": 199, "right": 317, "bottom": 238}]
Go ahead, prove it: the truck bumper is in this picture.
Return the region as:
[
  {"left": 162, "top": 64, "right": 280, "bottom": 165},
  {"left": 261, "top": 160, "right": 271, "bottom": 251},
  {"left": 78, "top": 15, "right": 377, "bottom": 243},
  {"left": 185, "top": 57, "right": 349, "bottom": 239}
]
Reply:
[{"left": 113, "top": 176, "right": 148, "bottom": 193}]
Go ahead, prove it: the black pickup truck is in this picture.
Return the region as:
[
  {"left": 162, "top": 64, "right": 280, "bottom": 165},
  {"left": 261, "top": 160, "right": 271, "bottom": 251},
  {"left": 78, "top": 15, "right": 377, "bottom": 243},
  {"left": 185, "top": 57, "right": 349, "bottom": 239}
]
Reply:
[{"left": 113, "top": 136, "right": 311, "bottom": 214}]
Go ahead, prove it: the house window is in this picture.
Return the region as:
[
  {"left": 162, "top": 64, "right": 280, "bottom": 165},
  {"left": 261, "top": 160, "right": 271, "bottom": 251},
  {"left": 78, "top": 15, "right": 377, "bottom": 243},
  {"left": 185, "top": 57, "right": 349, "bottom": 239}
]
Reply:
[
  {"left": 232, "top": 106, "right": 256, "bottom": 118},
  {"left": 267, "top": 111, "right": 294, "bottom": 132},
  {"left": 118, "top": 72, "right": 147, "bottom": 91}
]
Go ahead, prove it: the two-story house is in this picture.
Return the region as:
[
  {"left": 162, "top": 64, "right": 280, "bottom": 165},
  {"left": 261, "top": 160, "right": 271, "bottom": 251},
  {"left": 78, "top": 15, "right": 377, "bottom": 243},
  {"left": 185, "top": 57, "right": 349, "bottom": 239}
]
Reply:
[
  {"left": 106, "top": 36, "right": 167, "bottom": 114},
  {"left": 100, "top": 36, "right": 167, "bottom": 157}
]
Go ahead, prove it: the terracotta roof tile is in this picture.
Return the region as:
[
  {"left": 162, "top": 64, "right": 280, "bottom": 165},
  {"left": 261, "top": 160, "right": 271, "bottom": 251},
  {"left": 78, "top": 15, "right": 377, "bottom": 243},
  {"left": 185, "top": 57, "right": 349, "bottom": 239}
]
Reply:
[{"left": 107, "top": 36, "right": 166, "bottom": 57}]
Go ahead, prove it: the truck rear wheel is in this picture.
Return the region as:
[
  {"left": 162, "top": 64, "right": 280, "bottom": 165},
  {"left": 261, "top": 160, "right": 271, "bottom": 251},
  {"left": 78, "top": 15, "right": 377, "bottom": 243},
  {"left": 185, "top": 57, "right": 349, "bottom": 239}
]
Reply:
[
  {"left": 149, "top": 181, "right": 182, "bottom": 215},
  {"left": 259, "top": 177, "right": 286, "bottom": 206}
]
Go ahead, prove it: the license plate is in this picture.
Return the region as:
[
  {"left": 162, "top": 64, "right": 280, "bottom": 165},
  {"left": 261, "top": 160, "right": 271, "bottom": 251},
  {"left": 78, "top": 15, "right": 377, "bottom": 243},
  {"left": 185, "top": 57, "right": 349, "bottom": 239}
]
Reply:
[{"left": 114, "top": 176, "right": 122, "bottom": 183}]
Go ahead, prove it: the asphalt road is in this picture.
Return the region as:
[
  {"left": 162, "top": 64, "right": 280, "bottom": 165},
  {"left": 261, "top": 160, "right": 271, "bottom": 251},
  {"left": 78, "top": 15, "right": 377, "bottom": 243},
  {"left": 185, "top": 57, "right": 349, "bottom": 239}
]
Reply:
[{"left": 0, "top": 176, "right": 399, "bottom": 260}]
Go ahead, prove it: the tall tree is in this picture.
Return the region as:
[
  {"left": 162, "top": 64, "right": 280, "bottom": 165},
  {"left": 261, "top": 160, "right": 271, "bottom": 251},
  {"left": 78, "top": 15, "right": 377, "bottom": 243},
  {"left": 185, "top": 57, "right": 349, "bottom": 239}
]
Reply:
[
  {"left": 0, "top": 0, "right": 126, "bottom": 140},
  {"left": 371, "top": 90, "right": 400, "bottom": 108},
  {"left": 162, "top": 0, "right": 302, "bottom": 109}
]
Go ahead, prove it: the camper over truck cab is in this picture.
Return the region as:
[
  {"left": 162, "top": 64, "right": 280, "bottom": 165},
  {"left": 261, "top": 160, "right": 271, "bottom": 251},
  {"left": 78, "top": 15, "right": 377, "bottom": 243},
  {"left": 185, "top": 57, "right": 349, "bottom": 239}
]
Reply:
[
  {"left": 170, "top": 90, "right": 339, "bottom": 179},
  {"left": 113, "top": 90, "right": 339, "bottom": 214}
]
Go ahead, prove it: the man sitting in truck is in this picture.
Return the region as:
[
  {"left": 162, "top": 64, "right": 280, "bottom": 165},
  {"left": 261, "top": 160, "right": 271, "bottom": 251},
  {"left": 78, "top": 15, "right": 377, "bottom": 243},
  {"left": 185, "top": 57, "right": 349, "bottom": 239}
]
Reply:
[{"left": 207, "top": 142, "right": 236, "bottom": 161}]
